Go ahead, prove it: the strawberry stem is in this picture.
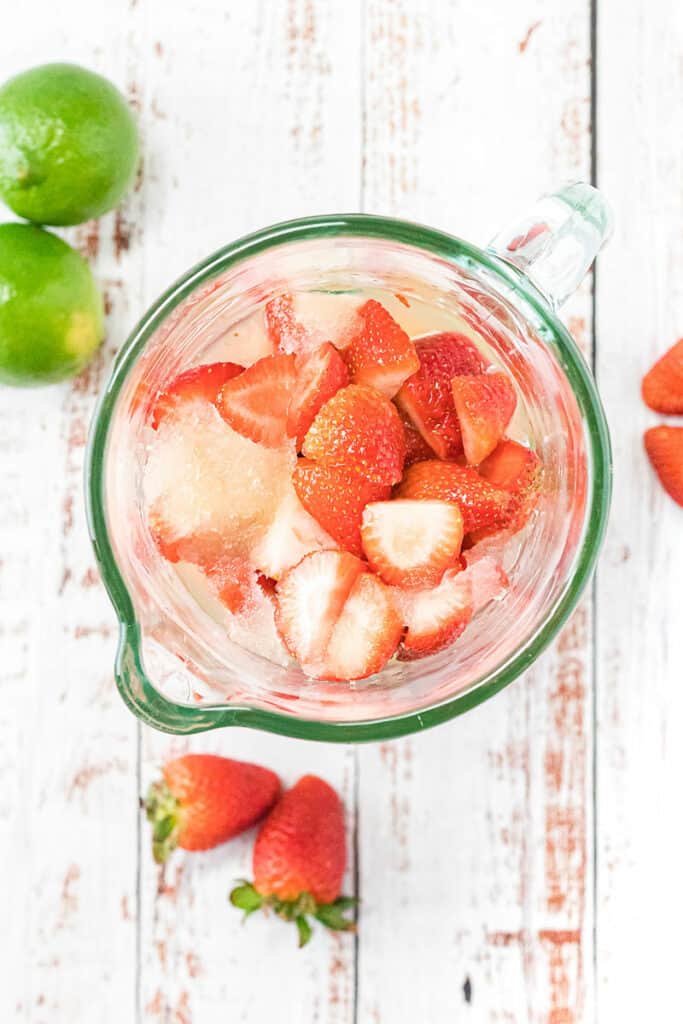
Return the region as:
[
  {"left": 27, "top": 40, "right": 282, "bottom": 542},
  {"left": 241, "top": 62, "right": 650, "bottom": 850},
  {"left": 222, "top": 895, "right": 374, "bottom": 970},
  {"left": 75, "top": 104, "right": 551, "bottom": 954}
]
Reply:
[
  {"left": 228, "top": 882, "right": 356, "bottom": 947},
  {"left": 144, "top": 780, "right": 182, "bottom": 864}
]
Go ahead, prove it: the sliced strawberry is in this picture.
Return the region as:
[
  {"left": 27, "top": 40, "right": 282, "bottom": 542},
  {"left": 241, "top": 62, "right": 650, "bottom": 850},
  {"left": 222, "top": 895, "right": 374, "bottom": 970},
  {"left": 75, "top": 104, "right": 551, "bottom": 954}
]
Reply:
[
  {"left": 293, "top": 460, "right": 390, "bottom": 557},
  {"left": 151, "top": 362, "right": 244, "bottom": 429},
  {"left": 323, "top": 573, "right": 403, "bottom": 681},
  {"left": 302, "top": 383, "right": 405, "bottom": 485},
  {"left": 395, "top": 459, "right": 511, "bottom": 533},
  {"left": 451, "top": 372, "right": 517, "bottom": 465},
  {"left": 265, "top": 292, "right": 362, "bottom": 355},
  {"left": 393, "top": 568, "right": 473, "bottom": 660},
  {"left": 251, "top": 485, "right": 338, "bottom": 579},
  {"left": 275, "top": 550, "right": 364, "bottom": 666},
  {"left": 287, "top": 343, "right": 349, "bottom": 448},
  {"left": 400, "top": 408, "right": 435, "bottom": 467},
  {"left": 642, "top": 338, "right": 683, "bottom": 414},
  {"left": 396, "top": 332, "right": 489, "bottom": 459},
  {"left": 644, "top": 426, "right": 683, "bottom": 506},
  {"left": 473, "top": 438, "right": 542, "bottom": 538},
  {"left": 344, "top": 299, "right": 419, "bottom": 398},
  {"left": 216, "top": 353, "right": 297, "bottom": 447},
  {"left": 361, "top": 499, "right": 464, "bottom": 588}
]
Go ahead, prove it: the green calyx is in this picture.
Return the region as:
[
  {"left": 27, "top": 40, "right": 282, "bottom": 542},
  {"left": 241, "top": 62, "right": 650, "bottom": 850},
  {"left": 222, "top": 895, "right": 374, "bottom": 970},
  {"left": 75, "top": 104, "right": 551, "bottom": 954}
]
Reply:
[
  {"left": 229, "top": 882, "right": 356, "bottom": 948},
  {"left": 144, "top": 780, "right": 183, "bottom": 864}
]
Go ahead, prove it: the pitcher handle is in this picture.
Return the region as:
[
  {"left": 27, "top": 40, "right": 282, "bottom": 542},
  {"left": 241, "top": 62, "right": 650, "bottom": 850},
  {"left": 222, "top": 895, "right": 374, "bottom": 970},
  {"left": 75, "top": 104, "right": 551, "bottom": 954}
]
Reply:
[{"left": 487, "top": 182, "right": 614, "bottom": 310}]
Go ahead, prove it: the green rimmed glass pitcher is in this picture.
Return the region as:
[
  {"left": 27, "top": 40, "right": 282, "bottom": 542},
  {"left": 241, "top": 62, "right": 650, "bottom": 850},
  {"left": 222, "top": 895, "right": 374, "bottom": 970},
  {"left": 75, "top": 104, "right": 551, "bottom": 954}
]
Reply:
[{"left": 86, "top": 182, "right": 612, "bottom": 741}]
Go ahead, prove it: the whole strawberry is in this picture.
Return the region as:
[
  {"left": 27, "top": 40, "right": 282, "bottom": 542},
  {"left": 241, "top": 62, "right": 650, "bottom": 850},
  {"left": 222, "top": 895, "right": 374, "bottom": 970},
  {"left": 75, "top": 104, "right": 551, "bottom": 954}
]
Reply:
[
  {"left": 145, "top": 754, "right": 281, "bottom": 864},
  {"left": 230, "top": 775, "right": 355, "bottom": 946}
]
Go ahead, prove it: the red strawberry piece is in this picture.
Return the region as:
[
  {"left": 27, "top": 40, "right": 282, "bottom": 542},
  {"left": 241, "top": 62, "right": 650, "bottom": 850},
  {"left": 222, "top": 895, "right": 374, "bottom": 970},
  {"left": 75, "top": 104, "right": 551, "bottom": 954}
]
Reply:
[
  {"left": 396, "top": 332, "right": 489, "bottom": 459},
  {"left": 451, "top": 372, "right": 517, "bottom": 465},
  {"left": 472, "top": 438, "right": 543, "bottom": 538},
  {"left": 644, "top": 426, "right": 683, "bottom": 506},
  {"left": 302, "top": 383, "right": 405, "bottom": 485},
  {"left": 216, "top": 353, "right": 297, "bottom": 447},
  {"left": 395, "top": 459, "right": 512, "bottom": 533},
  {"left": 642, "top": 338, "right": 683, "bottom": 413},
  {"left": 265, "top": 292, "right": 363, "bottom": 355},
  {"left": 257, "top": 573, "right": 278, "bottom": 598},
  {"left": 275, "top": 550, "right": 364, "bottom": 667},
  {"left": 322, "top": 572, "right": 403, "bottom": 681},
  {"left": 400, "top": 407, "right": 435, "bottom": 467},
  {"left": 287, "top": 342, "right": 349, "bottom": 448},
  {"left": 151, "top": 361, "right": 244, "bottom": 428},
  {"left": 344, "top": 299, "right": 419, "bottom": 398},
  {"left": 145, "top": 754, "right": 281, "bottom": 863},
  {"left": 231, "top": 775, "right": 354, "bottom": 946},
  {"left": 293, "top": 459, "right": 390, "bottom": 557},
  {"left": 361, "top": 499, "right": 464, "bottom": 588},
  {"left": 393, "top": 567, "right": 473, "bottom": 660}
]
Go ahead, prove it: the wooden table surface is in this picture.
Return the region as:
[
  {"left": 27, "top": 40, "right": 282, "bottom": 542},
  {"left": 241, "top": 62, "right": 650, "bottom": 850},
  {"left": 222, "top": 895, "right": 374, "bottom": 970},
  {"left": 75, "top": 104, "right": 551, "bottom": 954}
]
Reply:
[{"left": 1, "top": 2, "right": 682, "bottom": 1021}]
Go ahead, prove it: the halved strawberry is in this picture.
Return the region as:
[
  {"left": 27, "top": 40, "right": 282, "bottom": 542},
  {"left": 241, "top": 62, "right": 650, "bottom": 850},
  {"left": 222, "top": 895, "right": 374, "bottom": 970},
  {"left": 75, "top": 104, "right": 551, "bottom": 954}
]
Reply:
[
  {"left": 275, "top": 550, "right": 364, "bottom": 667},
  {"left": 393, "top": 554, "right": 508, "bottom": 660},
  {"left": 344, "top": 299, "right": 419, "bottom": 398},
  {"left": 396, "top": 332, "right": 489, "bottom": 459},
  {"left": 216, "top": 353, "right": 297, "bottom": 447},
  {"left": 361, "top": 499, "right": 464, "bottom": 588},
  {"left": 323, "top": 573, "right": 403, "bottom": 681},
  {"left": 265, "top": 292, "right": 362, "bottom": 355},
  {"left": 293, "top": 460, "right": 390, "bottom": 557},
  {"left": 642, "top": 338, "right": 683, "bottom": 414},
  {"left": 151, "top": 361, "right": 244, "bottom": 429},
  {"left": 400, "top": 408, "right": 435, "bottom": 467},
  {"left": 393, "top": 568, "right": 473, "bottom": 660},
  {"left": 451, "top": 372, "right": 517, "bottom": 465},
  {"left": 287, "top": 343, "right": 349, "bottom": 448},
  {"left": 302, "top": 384, "right": 405, "bottom": 485},
  {"left": 395, "top": 459, "right": 511, "bottom": 533},
  {"left": 644, "top": 426, "right": 683, "bottom": 506},
  {"left": 473, "top": 438, "right": 542, "bottom": 537}
]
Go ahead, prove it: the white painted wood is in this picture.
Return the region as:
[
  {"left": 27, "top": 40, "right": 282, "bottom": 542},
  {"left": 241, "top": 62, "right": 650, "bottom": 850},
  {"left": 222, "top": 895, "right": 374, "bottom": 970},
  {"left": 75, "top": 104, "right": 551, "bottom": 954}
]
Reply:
[
  {"left": 357, "top": 3, "right": 596, "bottom": 1022},
  {"left": 136, "top": 2, "right": 362, "bottom": 1022},
  {"left": 595, "top": 1, "right": 683, "bottom": 1020},
  {"left": 0, "top": 8, "right": 143, "bottom": 1021}
]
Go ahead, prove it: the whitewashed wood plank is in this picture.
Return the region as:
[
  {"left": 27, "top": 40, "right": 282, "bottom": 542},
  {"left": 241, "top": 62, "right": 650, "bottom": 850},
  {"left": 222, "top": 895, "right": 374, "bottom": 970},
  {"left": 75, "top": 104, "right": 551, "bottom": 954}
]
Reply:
[
  {"left": 0, "top": 10, "right": 144, "bottom": 1022},
  {"left": 595, "top": 1, "right": 683, "bottom": 1019},
  {"left": 137, "top": 3, "right": 363, "bottom": 1022},
  {"left": 357, "top": 3, "right": 595, "bottom": 1022}
]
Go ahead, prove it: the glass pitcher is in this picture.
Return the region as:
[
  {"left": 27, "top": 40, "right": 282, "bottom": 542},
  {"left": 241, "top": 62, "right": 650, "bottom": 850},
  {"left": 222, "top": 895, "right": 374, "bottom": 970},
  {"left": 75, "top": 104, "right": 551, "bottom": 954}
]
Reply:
[{"left": 86, "top": 182, "right": 612, "bottom": 741}]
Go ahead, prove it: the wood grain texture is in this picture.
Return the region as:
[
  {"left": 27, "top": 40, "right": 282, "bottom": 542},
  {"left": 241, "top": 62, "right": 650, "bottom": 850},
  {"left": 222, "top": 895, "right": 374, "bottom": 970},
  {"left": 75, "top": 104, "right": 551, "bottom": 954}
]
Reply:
[
  {"left": 357, "top": 3, "right": 595, "bottom": 1022},
  {"left": 595, "top": 1, "right": 683, "bottom": 1020},
  {"left": 0, "top": 7, "right": 143, "bottom": 1021},
  {"left": 136, "top": 2, "right": 362, "bottom": 1022}
]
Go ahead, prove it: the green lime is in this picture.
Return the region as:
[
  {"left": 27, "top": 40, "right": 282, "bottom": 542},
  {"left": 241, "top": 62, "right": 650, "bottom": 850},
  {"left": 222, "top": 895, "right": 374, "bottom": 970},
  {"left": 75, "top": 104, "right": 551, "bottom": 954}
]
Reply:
[
  {"left": 0, "top": 222, "right": 104, "bottom": 386},
  {"left": 0, "top": 63, "right": 139, "bottom": 227}
]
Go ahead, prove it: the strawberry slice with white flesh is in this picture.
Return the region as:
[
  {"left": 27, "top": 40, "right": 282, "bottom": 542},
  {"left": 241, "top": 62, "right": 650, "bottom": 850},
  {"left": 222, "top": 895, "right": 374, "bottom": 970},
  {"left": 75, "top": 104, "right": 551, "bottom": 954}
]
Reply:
[
  {"left": 394, "top": 569, "right": 473, "bottom": 660},
  {"left": 275, "top": 550, "right": 364, "bottom": 668},
  {"left": 323, "top": 573, "right": 403, "bottom": 681},
  {"left": 394, "top": 555, "right": 508, "bottom": 660},
  {"left": 216, "top": 353, "right": 297, "bottom": 447},
  {"left": 361, "top": 499, "right": 464, "bottom": 588},
  {"left": 287, "top": 342, "right": 349, "bottom": 448},
  {"left": 151, "top": 361, "right": 244, "bottom": 429},
  {"left": 451, "top": 372, "right": 517, "bottom": 465}
]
